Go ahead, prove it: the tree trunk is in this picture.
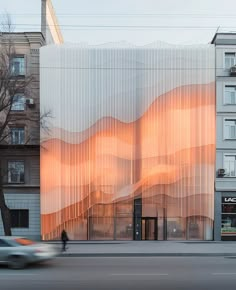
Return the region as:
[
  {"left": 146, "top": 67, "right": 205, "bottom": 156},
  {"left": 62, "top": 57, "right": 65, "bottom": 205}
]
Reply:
[{"left": 0, "top": 168, "right": 12, "bottom": 236}]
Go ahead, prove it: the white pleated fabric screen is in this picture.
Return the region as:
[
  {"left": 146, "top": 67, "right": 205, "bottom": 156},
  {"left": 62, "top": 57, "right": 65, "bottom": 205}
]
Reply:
[{"left": 40, "top": 43, "right": 215, "bottom": 240}]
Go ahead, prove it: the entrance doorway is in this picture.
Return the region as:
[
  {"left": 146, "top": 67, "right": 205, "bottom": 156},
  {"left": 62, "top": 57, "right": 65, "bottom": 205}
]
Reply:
[{"left": 141, "top": 217, "right": 157, "bottom": 240}]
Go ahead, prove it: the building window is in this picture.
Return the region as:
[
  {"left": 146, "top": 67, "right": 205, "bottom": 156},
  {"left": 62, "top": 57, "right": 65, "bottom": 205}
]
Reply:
[
  {"left": 10, "top": 56, "right": 25, "bottom": 76},
  {"left": 10, "top": 127, "right": 25, "bottom": 145},
  {"left": 8, "top": 161, "right": 24, "bottom": 183},
  {"left": 11, "top": 95, "right": 25, "bottom": 111},
  {"left": 222, "top": 197, "right": 236, "bottom": 240},
  {"left": 224, "top": 154, "right": 236, "bottom": 177},
  {"left": 224, "top": 119, "right": 236, "bottom": 139},
  {"left": 225, "top": 52, "right": 236, "bottom": 69},
  {"left": 224, "top": 85, "right": 236, "bottom": 105},
  {"left": 10, "top": 210, "right": 29, "bottom": 228}
]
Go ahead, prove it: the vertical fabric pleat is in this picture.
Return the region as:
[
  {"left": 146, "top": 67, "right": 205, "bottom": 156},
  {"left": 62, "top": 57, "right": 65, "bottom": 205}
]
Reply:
[{"left": 40, "top": 43, "right": 215, "bottom": 240}]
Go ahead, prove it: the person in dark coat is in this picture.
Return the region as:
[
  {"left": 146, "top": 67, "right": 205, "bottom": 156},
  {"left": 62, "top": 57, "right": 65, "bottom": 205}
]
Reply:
[{"left": 61, "top": 229, "right": 69, "bottom": 252}]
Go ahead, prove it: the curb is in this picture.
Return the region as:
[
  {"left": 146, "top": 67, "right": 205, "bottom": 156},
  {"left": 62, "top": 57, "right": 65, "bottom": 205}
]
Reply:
[{"left": 58, "top": 253, "right": 236, "bottom": 258}]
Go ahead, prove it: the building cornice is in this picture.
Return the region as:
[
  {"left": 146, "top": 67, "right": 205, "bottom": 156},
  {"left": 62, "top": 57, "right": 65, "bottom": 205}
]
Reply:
[
  {"left": 0, "top": 32, "right": 45, "bottom": 47},
  {"left": 211, "top": 33, "right": 236, "bottom": 45}
]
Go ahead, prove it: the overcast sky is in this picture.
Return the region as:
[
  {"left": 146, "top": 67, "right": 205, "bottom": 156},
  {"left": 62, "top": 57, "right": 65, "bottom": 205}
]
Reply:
[{"left": 1, "top": 0, "right": 236, "bottom": 45}]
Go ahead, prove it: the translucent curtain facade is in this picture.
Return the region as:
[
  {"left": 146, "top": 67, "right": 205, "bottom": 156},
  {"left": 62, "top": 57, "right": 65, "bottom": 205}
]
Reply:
[{"left": 40, "top": 43, "right": 215, "bottom": 240}]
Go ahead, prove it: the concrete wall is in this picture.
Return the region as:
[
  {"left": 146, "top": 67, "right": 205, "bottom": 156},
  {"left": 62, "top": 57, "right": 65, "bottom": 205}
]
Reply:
[
  {"left": 216, "top": 44, "right": 236, "bottom": 189},
  {"left": 214, "top": 191, "right": 222, "bottom": 241},
  {"left": 0, "top": 194, "right": 40, "bottom": 240}
]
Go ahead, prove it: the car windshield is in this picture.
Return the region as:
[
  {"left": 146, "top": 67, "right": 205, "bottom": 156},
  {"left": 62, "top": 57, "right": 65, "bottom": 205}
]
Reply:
[{"left": 14, "top": 238, "right": 35, "bottom": 246}]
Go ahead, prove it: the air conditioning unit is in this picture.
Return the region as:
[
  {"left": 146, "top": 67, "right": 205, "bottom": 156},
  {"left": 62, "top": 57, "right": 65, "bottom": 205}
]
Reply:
[
  {"left": 230, "top": 65, "right": 236, "bottom": 76},
  {"left": 218, "top": 168, "right": 226, "bottom": 177},
  {"left": 25, "top": 98, "right": 34, "bottom": 106}
]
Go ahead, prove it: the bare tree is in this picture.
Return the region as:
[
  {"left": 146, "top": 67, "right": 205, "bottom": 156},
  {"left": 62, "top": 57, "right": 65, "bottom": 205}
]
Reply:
[{"left": 0, "top": 14, "right": 49, "bottom": 235}]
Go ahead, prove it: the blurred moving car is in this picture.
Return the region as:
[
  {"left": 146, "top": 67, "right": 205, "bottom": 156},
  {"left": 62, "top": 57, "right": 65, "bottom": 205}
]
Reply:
[{"left": 0, "top": 236, "right": 59, "bottom": 269}]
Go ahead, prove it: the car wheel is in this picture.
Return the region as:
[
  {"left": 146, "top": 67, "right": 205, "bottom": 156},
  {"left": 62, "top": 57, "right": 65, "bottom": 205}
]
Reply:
[{"left": 8, "top": 255, "right": 27, "bottom": 269}]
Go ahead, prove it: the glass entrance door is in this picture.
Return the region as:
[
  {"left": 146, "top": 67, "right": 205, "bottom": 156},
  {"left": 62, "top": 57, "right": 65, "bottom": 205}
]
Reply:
[{"left": 141, "top": 217, "right": 157, "bottom": 240}]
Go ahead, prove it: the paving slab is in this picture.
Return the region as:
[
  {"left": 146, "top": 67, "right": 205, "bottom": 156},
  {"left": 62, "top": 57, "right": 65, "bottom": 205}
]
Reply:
[{"left": 45, "top": 241, "right": 236, "bottom": 257}]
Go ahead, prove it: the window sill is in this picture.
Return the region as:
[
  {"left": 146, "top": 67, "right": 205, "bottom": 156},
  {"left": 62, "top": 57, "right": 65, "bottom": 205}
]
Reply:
[
  {"left": 10, "top": 74, "right": 25, "bottom": 78},
  {"left": 11, "top": 227, "right": 29, "bottom": 229},
  {"left": 3, "top": 184, "right": 39, "bottom": 188},
  {"left": 217, "top": 176, "right": 236, "bottom": 178},
  {"left": 7, "top": 182, "right": 25, "bottom": 185},
  {"left": 8, "top": 144, "right": 26, "bottom": 146}
]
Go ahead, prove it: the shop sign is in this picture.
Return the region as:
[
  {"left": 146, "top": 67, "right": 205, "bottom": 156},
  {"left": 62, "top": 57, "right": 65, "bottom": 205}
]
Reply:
[{"left": 222, "top": 197, "right": 236, "bottom": 203}]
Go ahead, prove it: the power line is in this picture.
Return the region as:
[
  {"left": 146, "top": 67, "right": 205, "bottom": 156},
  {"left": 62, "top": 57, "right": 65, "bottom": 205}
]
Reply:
[
  {"left": 6, "top": 24, "right": 236, "bottom": 31},
  {"left": 10, "top": 24, "right": 236, "bottom": 28},
  {"left": 4, "top": 13, "right": 236, "bottom": 18}
]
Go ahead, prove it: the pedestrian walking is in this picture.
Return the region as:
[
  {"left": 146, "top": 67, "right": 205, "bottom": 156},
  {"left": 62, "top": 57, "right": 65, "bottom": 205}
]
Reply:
[{"left": 61, "top": 229, "right": 69, "bottom": 252}]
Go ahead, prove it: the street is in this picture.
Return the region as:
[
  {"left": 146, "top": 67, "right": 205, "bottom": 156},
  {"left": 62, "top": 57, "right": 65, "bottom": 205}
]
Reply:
[{"left": 1, "top": 256, "right": 236, "bottom": 290}]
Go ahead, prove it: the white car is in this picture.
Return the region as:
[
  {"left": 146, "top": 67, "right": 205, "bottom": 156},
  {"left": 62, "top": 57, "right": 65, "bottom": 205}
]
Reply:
[{"left": 0, "top": 236, "right": 59, "bottom": 269}]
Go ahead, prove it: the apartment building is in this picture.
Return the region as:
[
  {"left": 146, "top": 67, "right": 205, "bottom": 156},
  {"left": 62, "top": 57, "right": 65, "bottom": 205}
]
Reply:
[
  {"left": 212, "top": 33, "right": 236, "bottom": 241},
  {"left": 0, "top": 32, "right": 43, "bottom": 240},
  {"left": 0, "top": 0, "right": 63, "bottom": 240}
]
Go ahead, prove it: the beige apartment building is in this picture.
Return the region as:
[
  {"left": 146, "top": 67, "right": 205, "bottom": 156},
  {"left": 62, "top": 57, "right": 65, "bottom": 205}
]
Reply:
[{"left": 0, "top": 0, "right": 63, "bottom": 239}]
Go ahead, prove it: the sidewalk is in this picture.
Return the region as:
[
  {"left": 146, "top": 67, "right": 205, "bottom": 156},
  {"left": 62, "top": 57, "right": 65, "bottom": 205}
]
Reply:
[{"left": 46, "top": 241, "right": 236, "bottom": 257}]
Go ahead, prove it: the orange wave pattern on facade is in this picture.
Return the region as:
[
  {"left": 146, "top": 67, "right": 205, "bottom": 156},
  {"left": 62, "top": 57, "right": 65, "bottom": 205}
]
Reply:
[{"left": 40, "top": 44, "right": 215, "bottom": 240}]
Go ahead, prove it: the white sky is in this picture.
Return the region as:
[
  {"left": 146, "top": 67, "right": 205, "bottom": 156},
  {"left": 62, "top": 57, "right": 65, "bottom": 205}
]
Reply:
[{"left": 1, "top": 0, "right": 236, "bottom": 45}]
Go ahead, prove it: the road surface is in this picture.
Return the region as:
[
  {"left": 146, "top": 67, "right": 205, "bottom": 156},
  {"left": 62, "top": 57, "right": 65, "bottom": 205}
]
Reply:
[{"left": 1, "top": 256, "right": 236, "bottom": 290}]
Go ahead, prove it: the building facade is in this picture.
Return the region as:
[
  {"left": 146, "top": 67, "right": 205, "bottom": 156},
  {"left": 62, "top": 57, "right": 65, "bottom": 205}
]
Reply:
[
  {"left": 212, "top": 33, "right": 236, "bottom": 241},
  {"left": 2, "top": 16, "right": 236, "bottom": 241},
  {"left": 0, "top": 0, "right": 63, "bottom": 240},
  {"left": 0, "top": 32, "right": 43, "bottom": 240},
  {"left": 40, "top": 43, "right": 216, "bottom": 240}
]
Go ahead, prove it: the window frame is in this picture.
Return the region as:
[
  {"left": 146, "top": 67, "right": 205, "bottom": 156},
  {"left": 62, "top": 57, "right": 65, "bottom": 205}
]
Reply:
[
  {"left": 10, "top": 209, "right": 29, "bottom": 228},
  {"left": 224, "top": 153, "right": 236, "bottom": 177},
  {"left": 224, "top": 52, "right": 236, "bottom": 70},
  {"left": 10, "top": 55, "right": 25, "bottom": 77},
  {"left": 224, "top": 118, "right": 236, "bottom": 140},
  {"left": 7, "top": 160, "right": 25, "bottom": 184},
  {"left": 11, "top": 94, "right": 25, "bottom": 111},
  {"left": 224, "top": 83, "right": 236, "bottom": 105},
  {"left": 10, "top": 127, "right": 25, "bottom": 145}
]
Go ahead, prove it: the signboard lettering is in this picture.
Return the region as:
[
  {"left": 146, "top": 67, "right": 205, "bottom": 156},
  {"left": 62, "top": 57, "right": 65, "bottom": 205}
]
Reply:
[{"left": 222, "top": 197, "right": 236, "bottom": 203}]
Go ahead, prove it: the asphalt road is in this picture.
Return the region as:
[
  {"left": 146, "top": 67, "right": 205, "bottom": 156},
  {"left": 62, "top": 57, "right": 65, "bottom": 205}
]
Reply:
[{"left": 1, "top": 256, "right": 236, "bottom": 290}]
